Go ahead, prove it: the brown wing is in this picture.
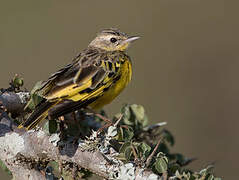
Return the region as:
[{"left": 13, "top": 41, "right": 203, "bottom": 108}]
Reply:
[{"left": 39, "top": 48, "right": 118, "bottom": 100}]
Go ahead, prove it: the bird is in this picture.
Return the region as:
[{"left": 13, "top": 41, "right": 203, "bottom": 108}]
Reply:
[{"left": 19, "top": 28, "right": 140, "bottom": 130}]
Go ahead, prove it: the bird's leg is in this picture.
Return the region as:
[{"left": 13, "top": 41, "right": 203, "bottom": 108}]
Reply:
[
  {"left": 58, "top": 116, "right": 66, "bottom": 140},
  {"left": 71, "top": 111, "right": 83, "bottom": 143},
  {"left": 72, "top": 111, "right": 81, "bottom": 129}
]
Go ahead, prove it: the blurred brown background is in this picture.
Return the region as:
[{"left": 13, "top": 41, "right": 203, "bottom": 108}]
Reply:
[{"left": 0, "top": 0, "right": 238, "bottom": 179}]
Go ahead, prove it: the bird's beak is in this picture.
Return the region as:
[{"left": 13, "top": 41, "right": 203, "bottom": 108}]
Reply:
[
  {"left": 123, "top": 36, "right": 140, "bottom": 43},
  {"left": 119, "top": 36, "right": 140, "bottom": 50}
]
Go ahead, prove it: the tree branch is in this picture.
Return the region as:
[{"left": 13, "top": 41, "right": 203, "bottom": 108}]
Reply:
[{"left": 0, "top": 91, "right": 161, "bottom": 180}]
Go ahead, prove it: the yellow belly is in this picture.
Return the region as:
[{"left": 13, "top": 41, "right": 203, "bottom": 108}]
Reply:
[{"left": 89, "top": 60, "right": 132, "bottom": 110}]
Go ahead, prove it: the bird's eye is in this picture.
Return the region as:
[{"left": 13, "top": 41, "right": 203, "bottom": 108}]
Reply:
[{"left": 110, "top": 37, "right": 117, "bottom": 43}]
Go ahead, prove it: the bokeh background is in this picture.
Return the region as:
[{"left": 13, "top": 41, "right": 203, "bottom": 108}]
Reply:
[{"left": 0, "top": 0, "right": 238, "bottom": 179}]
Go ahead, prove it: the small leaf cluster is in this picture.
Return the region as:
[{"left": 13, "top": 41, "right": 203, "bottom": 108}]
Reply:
[
  {"left": 111, "top": 104, "right": 221, "bottom": 179},
  {"left": 0, "top": 74, "right": 24, "bottom": 93},
  {"left": 11, "top": 74, "right": 24, "bottom": 90}
]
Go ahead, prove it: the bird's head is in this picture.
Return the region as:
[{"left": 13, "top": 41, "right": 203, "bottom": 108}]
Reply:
[{"left": 89, "top": 28, "right": 140, "bottom": 51}]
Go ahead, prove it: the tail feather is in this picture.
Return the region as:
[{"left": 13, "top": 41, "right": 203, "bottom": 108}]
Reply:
[{"left": 18, "top": 101, "right": 58, "bottom": 130}]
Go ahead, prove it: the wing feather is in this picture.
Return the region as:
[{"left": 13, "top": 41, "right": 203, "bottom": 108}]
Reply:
[{"left": 39, "top": 48, "right": 120, "bottom": 102}]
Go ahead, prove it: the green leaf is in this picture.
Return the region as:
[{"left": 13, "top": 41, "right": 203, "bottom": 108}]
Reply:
[
  {"left": 118, "top": 104, "right": 149, "bottom": 132},
  {"left": 168, "top": 163, "right": 181, "bottom": 175},
  {"left": 162, "top": 129, "right": 174, "bottom": 146},
  {"left": 157, "top": 152, "right": 168, "bottom": 163},
  {"left": 116, "top": 127, "right": 124, "bottom": 141},
  {"left": 116, "top": 127, "right": 134, "bottom": 141},
  {"left": 124, "top": 146, "right": 133, "bottom": 161},
  {"left": 123, "top": 127, "right": 134, "bottom": 141},
  {"left": 25, "top": 81, "right": 44, "bottom": 110},
  {"left": 12, "top": 75, "right": 24, "bottom": 88},
  {"left": 154, "top": 157, "right": 168, "bottom": 174},
  {"left": 119, "top": 142, "right": 132, "bottom": 153},
  {"left": 121, "top": 104, "right": 134, "bottom": 126},
  {"left": 119, "top": 142, "right": 133, "bottom": 161},
  {"left": 33, "top": 93, "right": 43, "bottom": 107},
  {"left": 157, "top": 143, "right": 170, "bottom": 154},
  {"left": 30, "top": 81, "right": 43, "bottom": 94},
  {"left": 130, "top": 104, "right": 148, "bottom": 127},
  {"left": 138, "top": 142, "right": 151, "bottom": 158},
  {"left": 130, "top": 104, "right": 145, "bottom": 120}
]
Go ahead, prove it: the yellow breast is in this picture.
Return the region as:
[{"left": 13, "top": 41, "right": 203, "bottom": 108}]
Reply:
[{"left": 89, "top": 59, "right": 132, "bottom": 110}]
